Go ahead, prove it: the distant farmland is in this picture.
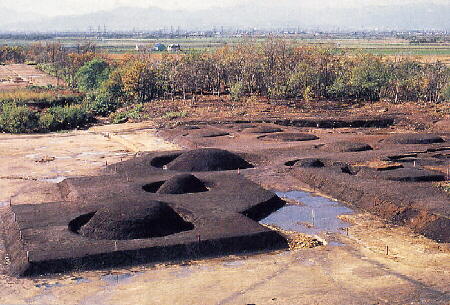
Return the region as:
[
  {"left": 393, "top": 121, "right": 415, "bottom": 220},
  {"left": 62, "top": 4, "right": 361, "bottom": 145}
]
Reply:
[{"left": 1, "top": 36, "right": 449, "bottom": 64}]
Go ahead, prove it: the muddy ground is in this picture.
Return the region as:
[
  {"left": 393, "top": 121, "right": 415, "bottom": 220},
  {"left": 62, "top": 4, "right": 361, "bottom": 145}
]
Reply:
[{"left": 0, "top": 98, "right": 449, "bottom": 304}]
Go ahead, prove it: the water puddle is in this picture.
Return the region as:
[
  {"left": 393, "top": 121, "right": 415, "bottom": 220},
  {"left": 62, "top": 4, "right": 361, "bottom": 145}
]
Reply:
[
  {"left": 41, "top": 176, "right": 67, "bottom": 183},
  {"left": 54, "top": 156, "right": 73, "bottom": 160},
  {"left": 34, "top": 282, "right": 64, "bottom": 289},
  {"left": 25, "top": 153, "right": 42, "bottom": 159},
  {"left": 101, "top": 273, "right": 134, "bottom": 285},
  {"left": 78, "top": 151, "right": 108, "bottom": 157},
  {"left": 260, "top": 191, "right": 353, "bottom": 236},
  {"left": 171, "top": 267, "right": 193, "bottom": 279},
  {"left": 0, "top": 201, "right": 9, "bottom": 207},
  {"left": 72, "top": 277, "right": 91, "bottom": 284},
  {"left": 223, "top": 260, "right": 245, "bottom": 267}
]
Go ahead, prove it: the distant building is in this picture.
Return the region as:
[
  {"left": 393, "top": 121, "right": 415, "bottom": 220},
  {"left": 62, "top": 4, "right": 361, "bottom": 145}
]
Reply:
[
  {"left": 167, "top": 44, "right": 181, "bottom": 52},
  {"left": 153, "top": 43, "right": 167, "bottom": 52}
]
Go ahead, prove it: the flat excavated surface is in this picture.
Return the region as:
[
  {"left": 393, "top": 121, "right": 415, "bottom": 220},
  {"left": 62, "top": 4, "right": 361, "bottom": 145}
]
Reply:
[
  {"left": 0, "top": 64, "right": 63, "bottom": 89},
  {"left": 3, "top": 163, "right": 286, "bottom": 275},
  {"left": 0, "top": 121, "right": 449, "bottom": 304},
  {"left": 158, "top": 122, "right": 450, "bottom": 242}
]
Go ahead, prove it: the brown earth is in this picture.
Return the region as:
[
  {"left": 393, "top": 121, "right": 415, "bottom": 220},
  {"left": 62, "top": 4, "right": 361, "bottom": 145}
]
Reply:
[
  {"left": 0, "top": 64, "right": 63, "bottom": 90},
  {"left": 0, "top": 99, "right": 449, "bottom": 304}
]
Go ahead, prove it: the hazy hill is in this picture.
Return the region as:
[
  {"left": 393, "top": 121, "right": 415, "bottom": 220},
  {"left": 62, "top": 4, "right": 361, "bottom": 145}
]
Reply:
[
  {"left": 0, "top": 7, "right": 43, "bottom": 28},
  {"left": 2, "top": 3, "right": 449, "bottom": 32}
]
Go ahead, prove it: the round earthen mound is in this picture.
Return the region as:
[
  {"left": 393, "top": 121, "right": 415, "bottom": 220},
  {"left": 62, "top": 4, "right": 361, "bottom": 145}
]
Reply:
[
  {"left": 384, "top": 134, "right": 445, "bottom": 145},
  {"left": 245, "top": 126, "right": 283, "bottom": 134},
  {"left": 156, "top": 174, "right": 209, "bottom": 194},
  {"left": 357, "top": 167, "right": 445, "bottom": 182},
  {"left": 78, "top": 201, "right": 194, "bottom": 240},
  {"left": 166, "top": 148, "right": 253, "bottom": 172},
  {"left": 323, "top": 141, "right": 373, "bottom": 152},
  {"left": 258, "top": 133, "right": 319, "bottom": 142}
]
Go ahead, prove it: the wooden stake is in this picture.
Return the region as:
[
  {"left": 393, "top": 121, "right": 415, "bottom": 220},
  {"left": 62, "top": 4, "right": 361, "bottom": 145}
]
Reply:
[{"left": 386, "top": 245, "right": 389, "bottom": 256}]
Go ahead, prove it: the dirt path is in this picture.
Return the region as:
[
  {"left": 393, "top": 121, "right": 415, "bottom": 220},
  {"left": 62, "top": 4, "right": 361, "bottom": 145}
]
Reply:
[{"left": 0, "top": 122, "right": 448, "bottom": 305}]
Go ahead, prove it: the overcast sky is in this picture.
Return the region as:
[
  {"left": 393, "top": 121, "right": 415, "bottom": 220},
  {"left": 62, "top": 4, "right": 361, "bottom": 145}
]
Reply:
[{"left": 1, "top": 0, "right": 448, "bottom": 16}]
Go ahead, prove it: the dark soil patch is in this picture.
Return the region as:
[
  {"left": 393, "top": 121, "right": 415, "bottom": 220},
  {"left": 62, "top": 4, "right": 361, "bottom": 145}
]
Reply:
[
  {"left": 384, "top": 133, "right": 445, "bottom": 145},
  {"left": 322, "top": 141, "right": 373, "bottom": 152},
  {"left": 385, "top": 153, "right": 418, "bottom": 161},
  {"left": 77, "top": 201, "right": 194, "bottom": 240},
  {"left": 286, "top": 158, "right": 325, "bottom": 168},
  {"left": 244, "top": 126, "right": 283, "bottom": 134},
  {"left": 150, "top": 153, "right": 182, "bottom": 168},
  {"left": 166, "top": 148, "right": 253, "bottom": 172},
  {"left": 357, "top": 167, "right": 445, "bottom": 182},
  {"left": 258, "top": 133, "right": 319, "bottom": 142},
  {"left": 142, "top": 181, "right": 166, "bottom": 193},
  {"left": 191, "top": 129, "right": 230, "bottom": 138},
  {"left": 183, "top": 125, "right": 201, "bottom": 130},
  {"left": 274, "top": 117, "right": 395, "bottom": 129}
]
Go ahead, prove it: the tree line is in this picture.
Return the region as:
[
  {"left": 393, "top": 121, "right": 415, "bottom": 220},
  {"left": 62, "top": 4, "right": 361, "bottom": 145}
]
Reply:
[{"left": 3, "top": 40, "right": 450, "bottom": 116}]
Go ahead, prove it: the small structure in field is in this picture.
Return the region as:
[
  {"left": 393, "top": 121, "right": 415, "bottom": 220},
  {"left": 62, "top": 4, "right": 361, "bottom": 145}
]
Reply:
[
  {"left": 153, "top": 43, "right": 167, "bottom": 52},
  {"left": 168, "top": 43, "right": 181, "bottom": 52}
]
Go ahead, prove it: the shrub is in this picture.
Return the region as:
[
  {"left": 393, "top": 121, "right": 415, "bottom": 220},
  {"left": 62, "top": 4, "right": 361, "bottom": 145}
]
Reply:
[
  {"left": 76, "top": 58, "right": 110, "bottom": 92},
  {"left": 230, "top": 81, "right": 246, "bottom": 101},
  {"left": 110, "top": 104, "right": 144, "bottom": 124},
  {"left": 0, "top": 89, "right": 83, "bottom": 107},
  {"left": 329, "top": 56, "right": 389, "bottom": 101},
  {"left": 0, "top": 103, "right": 38, "bottom": 133},
  {"left": 39, "top": 105, "right": 92, "bottom": 131},
  {"left": 161, "top": 111, "right": 188, "bottom": 120},
  {"left": 84, "top": 92, "right": 121, "bottom": 116},
  {"left": 441, "top": 83, "right": 450, "bottom": 102}
]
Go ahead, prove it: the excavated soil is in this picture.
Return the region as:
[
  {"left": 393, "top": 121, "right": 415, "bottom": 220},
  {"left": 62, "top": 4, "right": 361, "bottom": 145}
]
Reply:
[
  {"left": 165, "top": 148, "right": 254, "bottom": 172},
  {"left": 0, "top": 113, "right": 449, "bottom": 304},
  {"left": 156, "top": 120, "right": 449, "bottom": 243}
]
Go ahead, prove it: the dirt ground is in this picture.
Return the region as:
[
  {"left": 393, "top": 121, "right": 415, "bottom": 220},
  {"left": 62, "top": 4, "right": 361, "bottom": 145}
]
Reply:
[
  {"left": 0, "top": 64, "right": 62, "bottom": 90},
  {"left": 0, "top": 121, "right": 449, "bottom": 304}
]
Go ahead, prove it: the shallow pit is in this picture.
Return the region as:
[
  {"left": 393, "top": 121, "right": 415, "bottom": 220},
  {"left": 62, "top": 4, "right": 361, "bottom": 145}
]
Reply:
[
  {"left": 258, "top": 133, "right": 319, "bottom": 142},
  {"left": 384, "top": 133, "right": 445, "bottom": 145},
  {"left": 244, "top": 126, "right": 283, "bottom": 134},
  {"left": 286, "top": 158, "right": 325, "bottom": 168},
  {"left": 322, "top": 141, "right": 373, "bottom": 153}
]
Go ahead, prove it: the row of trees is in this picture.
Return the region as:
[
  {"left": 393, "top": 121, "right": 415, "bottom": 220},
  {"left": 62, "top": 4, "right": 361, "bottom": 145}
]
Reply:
[
  {"left": 82, "top": 40, "right": 449, "bottom": 108},
  {"left": 0, "top": 46, "right": 26, "bottom": 64},
  {"left": 5, "top": 40, "right": 449, "bottom": 111}
]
